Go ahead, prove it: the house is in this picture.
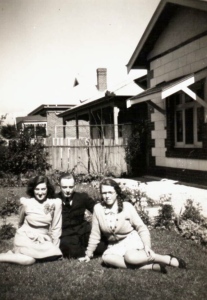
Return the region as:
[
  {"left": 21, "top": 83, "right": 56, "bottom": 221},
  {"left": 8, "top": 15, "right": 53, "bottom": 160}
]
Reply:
[
  {"left": 16, "top": 104, "right": 75, "bottom": 138},
  {"left": 127, "top": 0, "right": 207, "bottom": 184}
]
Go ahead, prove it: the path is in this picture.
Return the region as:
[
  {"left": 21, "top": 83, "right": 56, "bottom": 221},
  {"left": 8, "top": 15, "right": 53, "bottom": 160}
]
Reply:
[
  {"left": 139, "top": 177, "right": 207, "bottom": 217},
  {"left": 116, "top": 177, "right": 207, "bottom": 218}
]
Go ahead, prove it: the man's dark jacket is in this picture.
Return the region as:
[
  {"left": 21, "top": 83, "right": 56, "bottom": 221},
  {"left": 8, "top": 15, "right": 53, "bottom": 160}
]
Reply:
[{"left": 56, "top": 191, "right": 95, "bottom": 238}]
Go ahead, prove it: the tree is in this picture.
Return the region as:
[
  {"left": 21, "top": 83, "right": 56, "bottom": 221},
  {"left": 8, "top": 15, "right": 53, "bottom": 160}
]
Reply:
[
  {"left": 0, "top": 114, "right": 7, "bottom": 126},
  {"left": 1, "top": 124, "right": 18, "bottom": 140}
]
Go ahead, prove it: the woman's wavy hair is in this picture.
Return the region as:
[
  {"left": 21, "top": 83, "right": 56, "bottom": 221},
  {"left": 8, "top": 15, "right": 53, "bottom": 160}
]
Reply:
[
  {"left": 26, "top": 175, "right": 55, "bottom": 198},
  {"left": 99, "top": 178, "right": 125, "bottom": 213}
]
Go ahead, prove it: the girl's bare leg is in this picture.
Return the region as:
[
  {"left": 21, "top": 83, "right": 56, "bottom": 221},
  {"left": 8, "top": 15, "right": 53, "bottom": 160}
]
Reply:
[
  {"left": 125, "top": 250, "right": 181, "bottom": 267},
  {"left": 102, "top": 253, "right": 164, "bottom": 272}
]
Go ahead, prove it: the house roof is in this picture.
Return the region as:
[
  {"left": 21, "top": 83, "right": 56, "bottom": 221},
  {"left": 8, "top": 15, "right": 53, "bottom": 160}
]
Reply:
[
  {"left": 59, "top": 77, "right": 144, "bottom": 118},
  {"left": 127, "top": 0, "right": 207, "bottom": 71},
  {"left": 16, "top": 115, "right": 47, "bottom": 124},
  {"left": 127, "top": 67, "right": 207, "bottom": 109},
  {"left": 28, "top": 104, "right": 75, "bottom": 116}
]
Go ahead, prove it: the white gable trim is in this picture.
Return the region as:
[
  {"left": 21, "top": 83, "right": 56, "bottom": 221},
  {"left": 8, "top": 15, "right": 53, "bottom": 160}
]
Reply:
[
  {"left": 161, "top": 76, "right": 195, "bottom": 99},
  {"left": 128, "top": 72, "right": 207, "bottom": 113}
]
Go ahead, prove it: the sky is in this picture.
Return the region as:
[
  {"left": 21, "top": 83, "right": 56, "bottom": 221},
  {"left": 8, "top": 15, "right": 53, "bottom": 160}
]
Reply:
[{"left": 0, "top": 0, "right": 160, "bottom": 123}]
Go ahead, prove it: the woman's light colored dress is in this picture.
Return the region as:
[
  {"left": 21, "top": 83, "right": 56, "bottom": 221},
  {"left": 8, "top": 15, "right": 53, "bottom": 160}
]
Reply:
[{"left": 13, "top": 197, "right": 62, "bottom": 259}]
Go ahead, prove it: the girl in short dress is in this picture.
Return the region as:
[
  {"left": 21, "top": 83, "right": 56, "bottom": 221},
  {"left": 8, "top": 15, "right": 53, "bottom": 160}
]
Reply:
[
  {"left": 79, "top": 178, "right": 186, "bottom": 273},
  {"left": 0, "top": 175, "right": 62, "bottom": 265}
]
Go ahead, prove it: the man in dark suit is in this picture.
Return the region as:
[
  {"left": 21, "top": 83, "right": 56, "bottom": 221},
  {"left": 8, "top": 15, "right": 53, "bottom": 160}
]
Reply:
[{"left": 57, "top": 173, "right": 106, "bottom": 259}]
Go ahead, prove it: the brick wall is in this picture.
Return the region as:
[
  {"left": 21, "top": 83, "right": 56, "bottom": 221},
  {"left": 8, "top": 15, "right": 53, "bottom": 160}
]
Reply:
[
  {"left": 47, "top": 112, "right": 64, "bottom": 138},
  {"left": 65, "top": 119, "right": 90, "bottom": 138},
  {"left": 65, "top": 120, "right": 76, "bottom": 138},
  {"left": 78, "top": 120, "right": 90, "bottom": 138},
  {"left": 150, "top": 36, "right": 207, "bottom": 87}
]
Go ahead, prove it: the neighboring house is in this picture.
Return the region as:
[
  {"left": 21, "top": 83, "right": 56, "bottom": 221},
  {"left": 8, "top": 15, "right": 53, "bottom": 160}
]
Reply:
[
  {"left": 59, "top": 68, "right": 145, "bottom": 142},
  {"left": 127, "top": 0, "right": 207, "bottom": 184},
  {"left": 16, "top": 104, "right": 75, "bottom": 138}
]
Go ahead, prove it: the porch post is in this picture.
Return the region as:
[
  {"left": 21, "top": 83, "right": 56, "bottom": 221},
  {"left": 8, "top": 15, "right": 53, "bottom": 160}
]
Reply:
[
  {"left": 63, "top": 120, "right": 66, "bottom": 138},
  {"left": 113, "top": 106, "right": 120, "bottom": 144},
  {"left": 34, "top": 124, "right": 36, "bottom": 138},
  {"left": 76, "top": 114, "right": 79, "bottom": 139},
  {"left": 89, "top": 109, "right": 92, "bottom": 139},
  {"left": 204, "top": 78, "right": 207, "bottom": 123}
]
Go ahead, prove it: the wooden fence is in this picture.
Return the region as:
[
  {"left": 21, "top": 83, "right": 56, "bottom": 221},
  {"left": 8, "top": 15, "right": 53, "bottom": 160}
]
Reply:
[{"left": 45, "top": 137, "right": 128, "bottom": 176}]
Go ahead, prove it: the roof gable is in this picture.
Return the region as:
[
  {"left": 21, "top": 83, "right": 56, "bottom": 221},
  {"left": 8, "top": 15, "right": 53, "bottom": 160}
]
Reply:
[
  {"left": 59, "top": 77, "right": 144, "bottom": 117},
  {"left": 127, "top": 0, "right": 207, "bottom": 71},
  {"left": 28, "top": 104, "right": 74, "bottom": 116}
]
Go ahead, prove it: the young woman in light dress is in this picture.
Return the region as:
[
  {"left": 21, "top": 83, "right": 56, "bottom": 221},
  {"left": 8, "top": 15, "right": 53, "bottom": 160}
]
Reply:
[
  {"left": 79, "top": 178, "right": 186, "bottom": 273},
  {"left": 0, "top": 175, "right": 62, "bottom": 265}
]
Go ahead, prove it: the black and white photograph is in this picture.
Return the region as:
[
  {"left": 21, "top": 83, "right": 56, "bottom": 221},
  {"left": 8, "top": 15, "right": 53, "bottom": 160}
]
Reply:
[{"left": 0, "top": 0, "right": 207, "bottom": 299}]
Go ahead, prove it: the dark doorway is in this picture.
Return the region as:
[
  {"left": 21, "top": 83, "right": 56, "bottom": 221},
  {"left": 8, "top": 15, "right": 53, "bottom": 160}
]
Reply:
[{"left": 125, "top": 102, "right": 149, "bottom": 176}]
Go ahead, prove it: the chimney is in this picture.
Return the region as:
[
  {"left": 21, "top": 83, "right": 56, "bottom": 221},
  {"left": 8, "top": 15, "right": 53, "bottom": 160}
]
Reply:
[{"left": 97, "top": 68, "right": 107, "bottom": 91}]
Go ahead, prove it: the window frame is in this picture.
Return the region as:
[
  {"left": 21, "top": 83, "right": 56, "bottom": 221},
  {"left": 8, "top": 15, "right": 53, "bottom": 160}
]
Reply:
[
  {"left": 173, "top": 79, "right": 206, "bottom": 148},
  {"left": 174, "top": 92, "right": 203, "bottom": 148}
]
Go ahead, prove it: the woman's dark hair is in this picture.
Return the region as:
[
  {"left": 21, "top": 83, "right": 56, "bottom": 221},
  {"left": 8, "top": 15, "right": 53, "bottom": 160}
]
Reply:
[
  {"left": 99, "top": 178, "right": 125, "bottom": 213},
  {"left": 27, "top": 175, "right": 55, "bottom": 198}
]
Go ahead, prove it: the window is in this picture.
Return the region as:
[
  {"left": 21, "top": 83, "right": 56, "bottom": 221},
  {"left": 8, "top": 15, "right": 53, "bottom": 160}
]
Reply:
[
  {"left": 24, "top": 123, "right": 46, "bottom": 138},
  {"left": 174, "top": 81, "right": 205, "bottom": 148}
]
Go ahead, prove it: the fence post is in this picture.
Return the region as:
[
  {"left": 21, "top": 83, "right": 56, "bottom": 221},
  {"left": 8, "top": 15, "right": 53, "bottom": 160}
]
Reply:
[{"left": 114, "top": 107, "right": 120, "bottom": 145}]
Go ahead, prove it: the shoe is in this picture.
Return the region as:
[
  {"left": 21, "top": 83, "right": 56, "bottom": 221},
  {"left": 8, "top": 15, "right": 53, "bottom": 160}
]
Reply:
[
  {"left": 152, "top": 263, "right": 167, "bottom": 274},
  {"left": 168, "top": 254, "right": 186, "bottom": 269}
]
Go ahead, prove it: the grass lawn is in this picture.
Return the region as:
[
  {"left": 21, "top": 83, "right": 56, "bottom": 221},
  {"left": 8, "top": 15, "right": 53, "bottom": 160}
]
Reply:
[
  {"left": 1, "top": 230, "right": 207, "bottom": 300},
  {"left": 0, "top": 186, "right": 207, "bottom": 299}
]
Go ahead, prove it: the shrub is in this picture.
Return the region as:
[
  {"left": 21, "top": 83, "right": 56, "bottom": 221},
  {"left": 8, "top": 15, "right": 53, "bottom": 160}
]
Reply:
[
  {"left": 0, "top": 189, "right": 20, "bottom": 219},
  {"left": 179, "top": 219, "right": 207, "bottom": 247},
  {"left": 154, "top": 204, "right": 175, "bottom": 230},
  {"left": 0, "top": 223, "right": 16, "bottom": 240},
  {"left": 74, "top": 173, "right": 105, "bottom": 184},
  {"left": 134, "top": 203, "right": 151, "bottom": 226},
  {"left": 176, "top": 199, "right": 207, "bottom": 248},
  {"left": 0, "top": 131, "right": 51, "bottom": 176},
  {"left": 182, "top": 199, "right": 203, "bottom": 224}
]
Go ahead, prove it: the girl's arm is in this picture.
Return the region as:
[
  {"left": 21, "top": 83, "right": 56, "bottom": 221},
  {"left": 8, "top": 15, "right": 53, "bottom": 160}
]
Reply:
[
  {"left": 50, "top": 198, "right": 62, "bottom": 246},
  {"left": 18, "top": 205, "right": 25, "bottom": 227},
  {"left": 18, "top": 197, "right": 26, "bottom": 227}
]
